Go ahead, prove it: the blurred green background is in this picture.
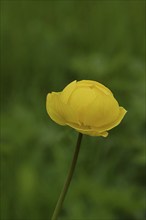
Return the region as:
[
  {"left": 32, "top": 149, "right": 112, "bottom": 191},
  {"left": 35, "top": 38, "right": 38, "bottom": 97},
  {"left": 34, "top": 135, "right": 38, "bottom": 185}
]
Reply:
[{"left": 1, "top": 0, "right": 145, "bottom": 220}]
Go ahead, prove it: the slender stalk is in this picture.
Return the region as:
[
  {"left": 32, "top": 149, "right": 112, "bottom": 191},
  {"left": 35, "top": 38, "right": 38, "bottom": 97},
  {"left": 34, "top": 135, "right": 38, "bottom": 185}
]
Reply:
[{"left": 51, "top": 132, "right": 83, "bottom": 220}]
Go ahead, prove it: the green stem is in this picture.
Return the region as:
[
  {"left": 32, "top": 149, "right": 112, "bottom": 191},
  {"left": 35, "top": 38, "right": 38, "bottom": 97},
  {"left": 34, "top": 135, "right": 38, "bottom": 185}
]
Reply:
[{"left": 51, "top": 132, "right": 83, "bottom": 220}]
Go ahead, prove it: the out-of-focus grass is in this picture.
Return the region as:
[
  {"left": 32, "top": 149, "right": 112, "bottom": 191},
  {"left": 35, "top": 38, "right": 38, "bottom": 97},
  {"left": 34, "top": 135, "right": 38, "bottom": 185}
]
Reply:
[{"left": 1, "top": 1, "right": 145, "bottom": 220}]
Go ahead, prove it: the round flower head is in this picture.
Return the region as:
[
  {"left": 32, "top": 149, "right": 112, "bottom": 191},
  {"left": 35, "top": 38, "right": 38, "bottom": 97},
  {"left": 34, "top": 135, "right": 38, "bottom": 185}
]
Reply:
[{"left": 46, "top": 80, "right": 127, "bottom": 137}]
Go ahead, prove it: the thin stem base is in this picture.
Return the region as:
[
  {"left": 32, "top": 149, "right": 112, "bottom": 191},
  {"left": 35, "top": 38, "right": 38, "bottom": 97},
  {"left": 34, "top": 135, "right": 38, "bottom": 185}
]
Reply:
[{"left": 51, "top": 132, "right": 83, "bottom": 220}]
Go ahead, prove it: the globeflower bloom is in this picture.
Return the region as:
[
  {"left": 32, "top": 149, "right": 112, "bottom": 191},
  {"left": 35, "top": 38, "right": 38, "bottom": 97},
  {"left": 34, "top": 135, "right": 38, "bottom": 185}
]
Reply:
[{"left": 46, "top": 80, "right": 127, "bottom": 137}]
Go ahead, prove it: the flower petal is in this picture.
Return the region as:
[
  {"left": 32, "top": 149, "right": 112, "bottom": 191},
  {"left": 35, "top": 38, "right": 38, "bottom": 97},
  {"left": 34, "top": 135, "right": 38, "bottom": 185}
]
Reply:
[
  {"left": 60, "top": 80, "right": 77, "bottom": 104},
  {"left": 82, "top": 91, "right": 120, "bottom": 127},
  {"left": 68, "top": 86, "right": 96, "bottom": 111},
  {"left": 66, "top": 122, "right": 108, "bottom": 137},
  {"left": 46, "top": 93, "right": 66, "bottom": 125},
  {"left": 96, "top": 107, "right": 127, "bottom": 132},
  {"left": 46, "top": 92, "right": 80, "bottom": 126},
  {"left": 78, "top": 80, "right": 113, "bottom": 96}
]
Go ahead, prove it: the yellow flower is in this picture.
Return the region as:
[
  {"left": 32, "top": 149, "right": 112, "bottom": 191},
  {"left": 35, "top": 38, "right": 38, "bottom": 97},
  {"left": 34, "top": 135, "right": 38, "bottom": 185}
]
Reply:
[{"left": 46, "top": 80, "right": 127, "bottom": 137}]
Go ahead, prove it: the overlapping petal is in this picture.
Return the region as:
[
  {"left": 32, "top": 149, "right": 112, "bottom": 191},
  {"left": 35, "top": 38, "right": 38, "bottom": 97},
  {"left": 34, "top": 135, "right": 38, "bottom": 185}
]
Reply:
[
  {"left": 77, "top": 80, "right": 113, "bottom": 96},
  {"left": 95, "top": 107, "right": 127, "bottom": 132},
  {"left": 46, "top": 93, "right": 66, "bottom": 125},
  {"left": 46, "top": 92, "right": 80, "bottom": 126},
  {"left": 60, "top": 80, "right": 77, "bottom": 104},
  {"left": 68, "top": 86, "right": 96, "bottom": 112},
  {"left": 82, "top": 90, "right": 120, "bottom": 127},
  {"left": 66, "top": 122, "right": 108, "bottom": 137}
]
